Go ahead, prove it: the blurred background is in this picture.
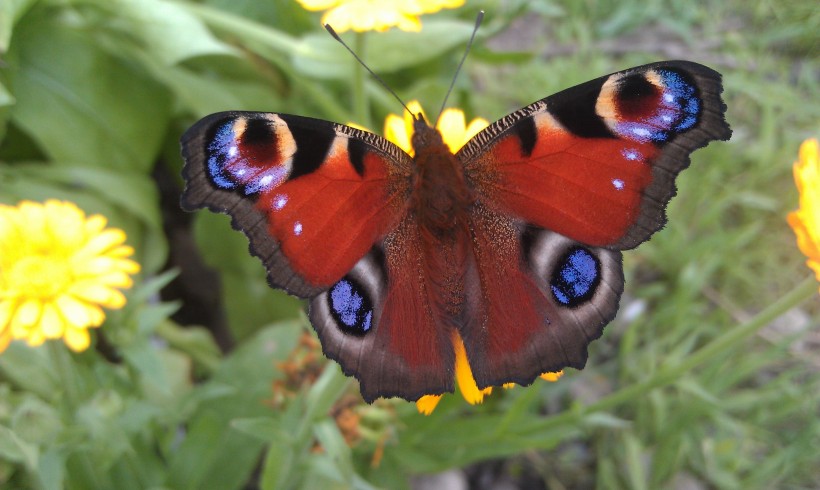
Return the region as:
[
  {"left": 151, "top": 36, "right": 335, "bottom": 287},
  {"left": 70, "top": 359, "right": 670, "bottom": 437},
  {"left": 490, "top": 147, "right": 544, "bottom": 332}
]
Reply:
[{"left": 0, "top": 0, "right": 818, "bottom": 488}]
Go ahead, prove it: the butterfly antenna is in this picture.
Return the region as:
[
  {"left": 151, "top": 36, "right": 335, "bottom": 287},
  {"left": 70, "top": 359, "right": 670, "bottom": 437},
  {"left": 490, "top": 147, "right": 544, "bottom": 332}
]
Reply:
[
  {"left": 324, "top": 24, "right": 413, "bottom": 117},
  {"left": 437, "top": 10, "right": 484, "bottom": 125}
]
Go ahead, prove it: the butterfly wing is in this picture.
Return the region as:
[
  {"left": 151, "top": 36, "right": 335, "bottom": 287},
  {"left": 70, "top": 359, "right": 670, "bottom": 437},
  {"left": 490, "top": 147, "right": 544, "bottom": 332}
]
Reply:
[
  {"left": 182, "top": 112, "right": 456, "bottom": 401},
  {"left": 181, "top": 111, "right": 413, "bottom": 297},
  {"left": 456, "top": 61, "right": 731, "bottom": 388}
]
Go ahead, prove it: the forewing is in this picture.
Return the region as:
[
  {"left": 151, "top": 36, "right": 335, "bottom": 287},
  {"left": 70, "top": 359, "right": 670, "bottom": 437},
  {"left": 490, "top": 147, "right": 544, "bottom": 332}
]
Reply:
[{"left": 181, "top": 111, "right": 413, "bottom": 297}]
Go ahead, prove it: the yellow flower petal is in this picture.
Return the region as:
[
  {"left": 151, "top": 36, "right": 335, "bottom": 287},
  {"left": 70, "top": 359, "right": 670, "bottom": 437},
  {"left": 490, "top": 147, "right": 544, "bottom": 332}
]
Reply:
[
  {"left": 540, "top": 371, "right": 564, "bottom": 382},
  {"left": 64, "top": 326, "right": 90, "bottom": 352},
  {"left": 14, "top": 299, "right": 41, "bottom": 328},
  {"left": 453, "top": 331, "right": 491, "bottom": 404},
  {"left": 788, "top": 138, "right": 820, "bottom": 290},
  {"left": 297, "top": 0, "right": 340, "bottom": 10},
  {"left": 69, "top": 283, "right": 127, "bottom": 309},
  {"left": 416, "top": 394, "right": 442, "bottom": 415},
  {"left": 55, "top": 295, "right": 91, "bottom": 328},
  {"left": 0, "top": 200, "right": 137, "bottom": 353},
  {"left": 0, "top": 301, "right": 16, "bottom": 332},
  {"left": 298, "top": 0, "right": 461, "bottom": 33},
  {"left": 40, "top": 303, "right": 65, "bottom": 339},
  {"left": 384, "top": 113, "right": 413, "bottom": 155},
  {"left": 437, "top": 108, "right": 467, "bottom": 153},
  {"left": 76, "top": 229, "right": 127, "bottom": 259},
  {"left": 0, "top": 329, "right": 11, "bottom": 352}
]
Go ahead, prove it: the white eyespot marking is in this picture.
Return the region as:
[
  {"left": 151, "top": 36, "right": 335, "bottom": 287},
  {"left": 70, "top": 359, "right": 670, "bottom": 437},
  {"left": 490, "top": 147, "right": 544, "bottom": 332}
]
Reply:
[
  {"left": 236, "top": 168, "right": 247, "bottom": 176},
  {"left": 612, "top": 178, "right": 625, "bottom": 190},
  {"left": 272, "top": 194, "right": 288, "bottom": 211},
  {"left": 664, "top": 93, "right": 675, "bottom": 103},
  {"left": 259, "top": 175, "right": 274, "bottom": 188},
  {"left": 227, "top": 145, "right": 238, "bottom": 158},
  {"left": 293, "top": 221, "right": 303, "bottom": 236},
  {"left": 632, "top": 127, "right": 652, "bottom": 138},
  {"left": 662, "top": 115, "right": 673, "bottom": 123},
  {"left": 622, "top": 148, "right": 642, "bottom": 161}
]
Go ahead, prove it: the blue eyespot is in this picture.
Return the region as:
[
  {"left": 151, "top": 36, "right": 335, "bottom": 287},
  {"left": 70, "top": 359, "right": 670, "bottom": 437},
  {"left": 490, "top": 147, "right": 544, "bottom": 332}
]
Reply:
[
  {"left": 613, "top": 69, "right": 702, "bottom": 143},
  {"left": 329, "top": 278, "right": 373, "bottom": 336},
  {"left": 207, "top": 122, "right": 238, "bottom": 189},
  {"left": 205, "top": 119, "right": 288, "bottom": 194},
  {"left": 550, "top": 248, "right": 600, "bottom": 307}
]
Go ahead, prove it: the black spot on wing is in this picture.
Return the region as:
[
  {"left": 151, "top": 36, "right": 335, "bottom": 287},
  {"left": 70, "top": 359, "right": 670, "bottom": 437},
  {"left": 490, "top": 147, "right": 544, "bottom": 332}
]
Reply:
[
  {"left": 288, "top": 120, "right": 335, "bottom": 179},
  {"left": 348, "top": 137, "right": 366, "bottom": 177},
  {"left": 515, "top": 116, "right": 537, "bottom": 157},
  {"left": 547, "top": 77, "right": 614, "bottom": 139},
  {"left": 618, "top": 73, "right": 657, "bottom": 100},
  {"left": 242, "top": 118, "right": 276, "bottom": 147}
]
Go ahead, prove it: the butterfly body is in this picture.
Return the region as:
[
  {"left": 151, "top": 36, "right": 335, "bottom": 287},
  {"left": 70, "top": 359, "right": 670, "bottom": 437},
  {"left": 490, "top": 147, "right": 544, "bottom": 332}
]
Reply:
[{"left": 181, "top": 61, "right": 731, "bottom": 403}]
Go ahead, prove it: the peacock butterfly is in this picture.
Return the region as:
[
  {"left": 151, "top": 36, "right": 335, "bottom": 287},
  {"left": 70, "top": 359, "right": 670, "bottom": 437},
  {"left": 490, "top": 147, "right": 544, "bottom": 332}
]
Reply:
[{"left": 180, "top": 60, "right": 731, "bottom": 403}]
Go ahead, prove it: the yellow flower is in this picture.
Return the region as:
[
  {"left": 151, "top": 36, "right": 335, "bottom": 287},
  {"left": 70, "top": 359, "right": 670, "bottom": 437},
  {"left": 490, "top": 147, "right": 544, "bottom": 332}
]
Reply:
[
  {"left": 297, "top": 0, "right": 464, "bottom": 32},
  {"left": 788, "top": 138, "right": 820, "bottom": 290},
  {"left": 0, "top": 200, "right": 140, "bottom": 353},
  {"left": 416, "top": 331, "right": 564, "bottom": 415},
  {"left": 383, "top": 100, "right": 489, "bottom": 156}
]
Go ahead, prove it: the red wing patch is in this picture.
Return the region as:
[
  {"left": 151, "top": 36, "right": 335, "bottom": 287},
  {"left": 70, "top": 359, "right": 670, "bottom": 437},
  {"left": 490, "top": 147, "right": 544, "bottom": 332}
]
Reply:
[
  {"left": 473, "top": 112, "right": 657, "bottom": 247},
  {"left": 181, "top": 111, "right": 412, "bottom": 296}
]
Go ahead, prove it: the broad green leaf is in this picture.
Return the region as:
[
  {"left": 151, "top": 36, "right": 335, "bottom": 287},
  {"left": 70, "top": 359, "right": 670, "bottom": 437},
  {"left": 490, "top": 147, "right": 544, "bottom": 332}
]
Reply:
[
  {"left": 36, "top": 448, "right": 66, "bottom": 490},
  {"left": 156, "top": 64, "right": 282, "bottom": 117},
  {"left": 8, "top": 9, "right": 171, "bottom": 171},
  {"left": 91, "top": 0, "right": 237, "bottom": 66},
  {"left": 0, "top": 342, "right": 58, "bottom": 401},
  {"left": 231, "top": 416, "right": 287, "bottom": 442},
  {"left": 0, "top": 424, "right": 38, "bottom": 468},
  {"left": 292, "top": 19, "right": 476, "bottom": 79},
  {"left": 0, "top": 0, "right": 37, "bottom": 53}
]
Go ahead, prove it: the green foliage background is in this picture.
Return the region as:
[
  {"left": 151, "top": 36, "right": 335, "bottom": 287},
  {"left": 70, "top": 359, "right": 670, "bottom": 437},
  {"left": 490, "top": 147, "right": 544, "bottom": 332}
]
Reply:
[{"left": 0, "top": 0, "right": 818, "bottom": 488}]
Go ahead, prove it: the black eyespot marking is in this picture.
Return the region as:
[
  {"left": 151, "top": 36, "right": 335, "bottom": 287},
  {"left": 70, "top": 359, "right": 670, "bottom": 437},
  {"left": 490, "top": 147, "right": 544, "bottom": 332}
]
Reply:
[
  {"left": 242, "top": 118, "right": 276, "bottom": 147},
  {"left": 550, "top": 247, "right": 600, "bottom": 308},
  {"left": 328, "top": 277, "right": 373, "bottom": 336},
  {"left": 617, "top": 74, "right": 658, "bottom": 100}
]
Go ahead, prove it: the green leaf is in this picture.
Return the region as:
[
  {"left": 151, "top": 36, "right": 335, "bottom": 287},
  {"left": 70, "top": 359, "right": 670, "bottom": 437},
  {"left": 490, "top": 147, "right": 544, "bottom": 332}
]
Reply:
[
  {"left": 292, "top": 19, "right": 477, "bottom": 79},
  {"left": 231, "top": 416, "right": 287, "bottom": 442},
  {"left": 0, "top": 342, "right": 58, "bottom": 401},
  {"left": 155, "top": 322, "right": 221, "bottom": 374},
  {"left": 0, "top": 424, "right": 38, "bottom": 468},
  {"left": 8, "top": 8, "right": 171, "bottom": 171},
  {"left": 0, "top": 0, "right": 37, "bottom": 53},
  {"left": 167, "top": 322, "right": 302, "bottom": 490},
  {"left": 93, "top": 0, "right": 237, "bottom": 66},
  {"left": 36, "top": 448, "right": 66, "bottom": 490}
]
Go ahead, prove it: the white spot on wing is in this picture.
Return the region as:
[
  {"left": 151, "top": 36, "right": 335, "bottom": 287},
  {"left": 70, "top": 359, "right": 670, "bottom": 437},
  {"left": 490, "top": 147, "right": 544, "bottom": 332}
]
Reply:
[
  {"left": 293, "top": 221, "right": 303, "bottom": 236},
  {"left": 622, "top": 148, "right": 641, "bottom": 161},
  {"left": 259, "top": 175, "right": 274, "bottom": 188},
  {"left": 612, "top": 178, "right": 625, "bottom": 190},
  {"left": 272, "top": 194, "right": 288, "bottom": 211},
  {"left": 632, "top": 127, "right": 651, "bottom": 138}
]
